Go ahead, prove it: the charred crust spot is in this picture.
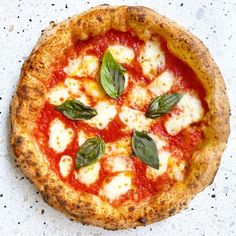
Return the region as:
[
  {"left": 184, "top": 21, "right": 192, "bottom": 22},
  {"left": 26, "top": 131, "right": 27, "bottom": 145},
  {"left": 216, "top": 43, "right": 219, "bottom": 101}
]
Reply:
[
  {"left": 138, "top": 217, "right": 147, "bottom": 225},
  {"left": 168, "top": 207, "right": 176, "bottom": 215},
  {"left": 16, "top": 136, "right": 24, "bottom": 144},
  {"left": 128, "top": 206, "right": 135, "bottom": 212},
  {"left": 96, "top": 16, "right": 103, "bottom": 22},
  {"left": 58, "top": 198, "right": 67, "bottom": 207},
  {"left": 35, "top": 171, "right": 41, "bottom": 177},
  {"left": 77, "top": 19, "right": 81, "bottom": 26},
  {"left": 137, "top": 14, "right": 145, "bottom": 23}
]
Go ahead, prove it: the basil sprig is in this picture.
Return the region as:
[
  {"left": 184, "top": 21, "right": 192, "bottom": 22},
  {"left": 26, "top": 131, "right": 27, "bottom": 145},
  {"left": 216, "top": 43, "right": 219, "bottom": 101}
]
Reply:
[
  {"left": 132, "top": 130, "right": 159, "bottom": 169},
  {"left": 55, "top": 100, "right": 97, "bottom": 120},
  {"left": 146, "top": 93, "right": 183, "bottom": 119},
  {"left": 100, "top": 50, "right": 126, "bottom": 99},
  {"left": 75, "top": 137, "right": 105, "bottom": 169}
]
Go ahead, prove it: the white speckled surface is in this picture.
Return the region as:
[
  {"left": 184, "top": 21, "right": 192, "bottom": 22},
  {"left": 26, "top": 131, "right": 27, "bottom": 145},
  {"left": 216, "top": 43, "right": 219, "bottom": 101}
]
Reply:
[{"left": 0, "top": 0, "right": 236, "bottom": 235}]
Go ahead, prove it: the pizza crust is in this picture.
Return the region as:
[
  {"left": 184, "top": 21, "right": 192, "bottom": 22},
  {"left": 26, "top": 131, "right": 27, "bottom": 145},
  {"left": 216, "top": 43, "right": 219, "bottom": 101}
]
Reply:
[{"left": 10, "top": 5, "right": 230, "bottom": 229}]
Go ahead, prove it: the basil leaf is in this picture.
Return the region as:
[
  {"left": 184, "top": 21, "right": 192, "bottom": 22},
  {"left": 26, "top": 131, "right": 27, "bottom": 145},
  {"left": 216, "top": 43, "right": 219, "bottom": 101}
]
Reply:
[
  {"left": 132, "top": 130, "right": 159, "bottom": 169},
  {"left": 55, "top": 100, "right": 97, "bottom": 120},
  {"left": 75, "top": 137, "right": 105, "bottom": 169},
  {"left": 100, "top": 50, "right": 126, "bottom": 99},
  {"left": 146, "top": 93, "right": 183, "bottom": 119}
]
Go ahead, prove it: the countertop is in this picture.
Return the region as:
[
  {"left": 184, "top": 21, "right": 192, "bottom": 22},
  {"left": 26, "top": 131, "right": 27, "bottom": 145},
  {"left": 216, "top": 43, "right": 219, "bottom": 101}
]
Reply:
[{"left": 0, "top": 0, "right": 235, "bottom": 235}]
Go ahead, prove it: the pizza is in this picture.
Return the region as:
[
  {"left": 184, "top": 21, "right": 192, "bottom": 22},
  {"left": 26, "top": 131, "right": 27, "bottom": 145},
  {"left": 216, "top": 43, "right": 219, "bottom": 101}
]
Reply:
[{"left": 10, "top": 5, "right": 230, "bottom": 229}]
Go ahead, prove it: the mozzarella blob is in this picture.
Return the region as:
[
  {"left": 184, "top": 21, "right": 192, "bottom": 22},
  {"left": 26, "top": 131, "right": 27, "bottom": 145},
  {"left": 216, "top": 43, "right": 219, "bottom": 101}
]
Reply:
[
  {"left": 127, "top": 85, "right": 151, "bottom": 108},
  {"left": 165, "top": 93, "right": 204, "bottom": 135},
  {"left": 119, "top": 106, "right": 152, "bottom": 130},
  {"left": 108, "top": 45, "right": 135, "bottom": 64},
  {"left": 59, "top": 155, "right": 73, "bottom": 177},
  {"left": 85, "top": 101, "right": 117, "bottom": 129},
  {"left": 139, "top": 39, "right": 165, "bottom": 79},
  {"left": 146, "top": 151, "right": 171, "bottom": 179},
  {"left": 105, "top": 156, "right": 133, "bottom": 173},
  {"left": 49, "top": 119, "right": 74, "bottom": 153},
  {"left": 149, "top": 71, "right": 174, "bottom": 96},
  {"left": 64, "top": 55, "right": 99, "bottom": 78},
  {"left": 75, "top": 162, "right": 101, "bottom": 186},
  {"left": 170, "top": 160, "right": 187, "bottom": 181},
  {"left": 47, "top": 86, "right": 70, "bottom": 105},
  {"left": 99, "top": 173, "right": 132, "bottom": 202}
]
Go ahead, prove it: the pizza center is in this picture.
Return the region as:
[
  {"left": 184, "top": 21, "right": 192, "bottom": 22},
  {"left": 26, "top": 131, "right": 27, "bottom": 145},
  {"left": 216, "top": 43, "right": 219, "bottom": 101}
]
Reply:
[{"left": 34, "top": 30, "right": 207, "bottom": 206}]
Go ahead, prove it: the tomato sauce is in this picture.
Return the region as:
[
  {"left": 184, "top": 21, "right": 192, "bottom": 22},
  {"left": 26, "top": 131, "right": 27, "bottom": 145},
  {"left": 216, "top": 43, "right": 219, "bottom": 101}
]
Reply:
[{"left": 34, "top": 30, "right": 207, "bottom": 204}]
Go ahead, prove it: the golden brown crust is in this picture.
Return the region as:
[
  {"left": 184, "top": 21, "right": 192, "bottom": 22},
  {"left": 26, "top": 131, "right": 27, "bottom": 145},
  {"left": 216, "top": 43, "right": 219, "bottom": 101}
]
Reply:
[{"left": 10, "top": 5, "right": 230, "bottom": 229}]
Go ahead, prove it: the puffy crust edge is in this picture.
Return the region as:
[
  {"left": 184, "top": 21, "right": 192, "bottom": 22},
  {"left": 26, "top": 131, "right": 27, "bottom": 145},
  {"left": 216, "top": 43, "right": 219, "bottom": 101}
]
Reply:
[{"left": 10, "top": 5, "right": 230, "bottom": 229}]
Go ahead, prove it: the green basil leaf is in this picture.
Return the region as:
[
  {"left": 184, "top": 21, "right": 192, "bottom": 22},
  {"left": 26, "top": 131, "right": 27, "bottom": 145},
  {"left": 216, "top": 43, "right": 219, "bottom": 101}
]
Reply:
[
  {"left": 100, "top": 50, "right": 126, "bottom": 99},
  {"left": 55, "top": 100, "right": 97, "bottom": 120},
  {"left": 146, "top": 93, "right": 183, "bottom": 119},
  {"left": 75, "top": 137, "right": 105, "bottom": 169},
  {"left": 132, "top": 130, "right": 159, "bottom": 169}
]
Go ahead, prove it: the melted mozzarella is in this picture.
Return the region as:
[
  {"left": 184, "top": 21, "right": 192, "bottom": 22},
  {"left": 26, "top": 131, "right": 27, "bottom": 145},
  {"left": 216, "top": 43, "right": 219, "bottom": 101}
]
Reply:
[
  {"left": 146, "top": 151, "right": 171, "bottom": 179},
  {"left": 149, "top": 71, "right": 174, "bottom": 96},
  {"left": 127, "top": 85, "right": 151, "bottom": 108},
  {"left": 106, "top": 138, "right": 131, "bottom": 156},
  {"left": 119, "top": 106, "right": 152, "bottom": 130},
  {"left": 64, "top": 55, "right": 99, "bottom": 78},
  {"left": 59, "top": 155, "right": 73, "bottom": 178},
  {"left": 99, "top": 173, "right": 132, "bottom": 202},
  {"left": 124, "top": 72, "right": 130, "bottom": 89},
  {"left": 84, "top": 79, "right": 105, "bottom": 98},
  {"left": 64, "top": 78, "right": 80, "bottom": 94},
  {"left": 77, "top": 130, "right": 90, "bottom": 146},
  {"left": 85, "top": 101, "right": 117, "bottom": 129},
  {"left": 75, "top": 162, "right": 101, "bottom": 186},
  {"left": 165, "top": 93, "right": 204, "bottom": 135},
  {"left": 139, "top": 39, "right": 165, "bottom": 79},
  {"left": 49, "top": 119, "right": 74, "bottom": 153},
  {"left": 105, "top": 156, "right": 133, "bottom": 173},
  {"left": 149, "top": 133, "right": 167, "bottom": 150},
  {"left": 108, "top": 45, "right": 135, "bottom": 64},
  {"left": 170, "top": 160, "right": 187, "bottom": 181},
  {"left": 47, "top": 86, "right": 70, "bottom": 105}
]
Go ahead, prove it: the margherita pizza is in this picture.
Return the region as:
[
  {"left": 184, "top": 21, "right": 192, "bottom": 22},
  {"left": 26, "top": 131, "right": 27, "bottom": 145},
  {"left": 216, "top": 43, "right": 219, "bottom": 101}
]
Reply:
[{"left": 10, "top": 5, "right": 230, "bottom": 229}]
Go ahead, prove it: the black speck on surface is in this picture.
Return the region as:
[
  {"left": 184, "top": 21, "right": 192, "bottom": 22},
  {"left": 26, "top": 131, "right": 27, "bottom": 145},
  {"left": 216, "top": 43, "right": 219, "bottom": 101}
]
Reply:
[
  {"left": 87, "top": 1, "right": 90, "bottom": 4},
  {"left": 0, "top": 194, "right": 3, "bottom": 197},
  {"left": 51, "top": 3, "right": 55, "bottom": 6},
  {"left": 30, "top": 206, "right": 33, "bottom": 209},
  {"left": 180, "top": 3, "right": 184, "bottom": 7},
  {"left": 41, "top": 209, "right": 45, "bottom": 214},
  {"left": 191, "top": 208, "right": 194, "bottom": 210},
  {"left": 211, "top": 206, "right": 214, "bottom": 208},
  {"left": 4, "top": 205, "right": 7, "bottom": 208},
  {"left": 65, "top": 4, "right": 68, "bottom": 9},
  {"left": 0, "top": 97, "right": 2, "bottom": 100},
  {"left": 43, "top": 222, "right": 46, "bottom": 225},
  {"left": 35, "top": 200, "right": 38, "bottom": 203},
  {"left": 18, "top": 222, "right": 20, "bottom": 225},
  {"left": 29, "top": 19, "right": 32, "bottom": 22},
  {"left": 211, "top": 194, "right": 216, "bottom": 198},
  {"left": 150, "top": 228, "right": 152, "bottom": 231}
]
